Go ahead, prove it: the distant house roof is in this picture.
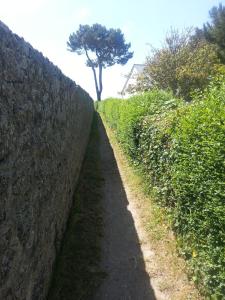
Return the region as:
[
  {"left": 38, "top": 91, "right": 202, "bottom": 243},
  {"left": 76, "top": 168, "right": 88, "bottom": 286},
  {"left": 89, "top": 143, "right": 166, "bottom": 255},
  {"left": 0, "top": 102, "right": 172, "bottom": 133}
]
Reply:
[{"left": 121, "top": 64, "right": 145, "bottom": 96}]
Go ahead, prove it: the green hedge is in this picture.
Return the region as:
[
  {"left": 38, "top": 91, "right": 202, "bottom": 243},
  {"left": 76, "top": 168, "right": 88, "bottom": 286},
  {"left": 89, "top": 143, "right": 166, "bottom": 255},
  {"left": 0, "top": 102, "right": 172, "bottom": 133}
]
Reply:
[
  {"left": 98, "top": 83, "right": 225, "bottom": 297},
  {"left": 99, "top": 90, "right": 181, "bottom": 159}
]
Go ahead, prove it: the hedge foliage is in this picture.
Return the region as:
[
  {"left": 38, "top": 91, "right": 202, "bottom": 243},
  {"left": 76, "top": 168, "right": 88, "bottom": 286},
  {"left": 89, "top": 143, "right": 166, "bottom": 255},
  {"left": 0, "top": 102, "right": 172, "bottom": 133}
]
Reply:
[{"left": 97, "top": 82, "right": 225, "bottom": 297}]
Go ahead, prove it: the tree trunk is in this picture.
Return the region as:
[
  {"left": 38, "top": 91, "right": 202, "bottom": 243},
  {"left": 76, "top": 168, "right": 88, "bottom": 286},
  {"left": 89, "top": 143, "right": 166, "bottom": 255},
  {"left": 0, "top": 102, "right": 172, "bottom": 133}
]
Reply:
[
  {"left": 97, "top": 90, "right": 101, "bottom": 101},
  {"left": 84, "top": 48, "right": 102, "bottom": 101},
  {"left": 91, "top": 66, "right": 101, "bottom": 101},
  {"left": 91, "top": 65, "right": 103, "bottom": 101},
  {"left": 98, "top": 64, "right": 103, "bottom": 101}
]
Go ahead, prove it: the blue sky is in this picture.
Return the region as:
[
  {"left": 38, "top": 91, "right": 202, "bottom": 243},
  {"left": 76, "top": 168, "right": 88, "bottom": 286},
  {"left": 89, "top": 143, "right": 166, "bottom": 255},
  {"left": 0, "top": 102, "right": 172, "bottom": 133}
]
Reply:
[{"left": 1, "top": 0, "right": 224, "bottom": 99}]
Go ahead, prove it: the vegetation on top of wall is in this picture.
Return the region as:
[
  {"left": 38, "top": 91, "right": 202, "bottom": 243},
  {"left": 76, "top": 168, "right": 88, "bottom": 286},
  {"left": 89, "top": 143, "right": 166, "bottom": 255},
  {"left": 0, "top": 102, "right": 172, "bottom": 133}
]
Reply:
[{"left": 97, "top": 79, "right": 225, "bottom": 297}]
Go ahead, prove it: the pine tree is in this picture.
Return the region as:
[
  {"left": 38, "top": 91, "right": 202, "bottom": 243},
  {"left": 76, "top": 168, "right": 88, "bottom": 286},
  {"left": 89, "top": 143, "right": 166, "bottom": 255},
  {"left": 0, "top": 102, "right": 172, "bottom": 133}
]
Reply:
[{"left": 203, "top": 3, "right": 225, "bottom": 63}]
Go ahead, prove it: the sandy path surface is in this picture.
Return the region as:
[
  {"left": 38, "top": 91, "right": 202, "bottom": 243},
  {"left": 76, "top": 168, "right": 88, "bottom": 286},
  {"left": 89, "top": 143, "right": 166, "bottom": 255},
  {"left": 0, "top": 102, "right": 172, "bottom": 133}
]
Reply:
[{"left": 93, "top": 118, "right": 161, "bottom": 300}]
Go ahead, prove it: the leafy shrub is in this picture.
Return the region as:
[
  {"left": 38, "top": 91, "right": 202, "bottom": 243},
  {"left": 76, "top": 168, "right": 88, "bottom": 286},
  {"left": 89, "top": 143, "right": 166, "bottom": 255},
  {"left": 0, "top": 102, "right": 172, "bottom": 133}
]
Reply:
[
  {"left": 170, "top": 82, "right": 225, "bottom": 296},
  {"left": 98, "top": 90, "right": 180, "bottom": 159},
  {"left": 98, "top": 84, "right": 225, "bottom": 297},
  {"left": 129, "top": 28, "right": 220, "bottom": 101}
]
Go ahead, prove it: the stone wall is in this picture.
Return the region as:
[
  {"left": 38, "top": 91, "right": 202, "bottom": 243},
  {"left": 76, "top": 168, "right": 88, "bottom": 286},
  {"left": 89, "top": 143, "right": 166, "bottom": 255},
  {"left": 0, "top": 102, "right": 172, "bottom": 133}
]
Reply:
[{"left": 0, "top": 21, "right": 94, "bottom": 299}]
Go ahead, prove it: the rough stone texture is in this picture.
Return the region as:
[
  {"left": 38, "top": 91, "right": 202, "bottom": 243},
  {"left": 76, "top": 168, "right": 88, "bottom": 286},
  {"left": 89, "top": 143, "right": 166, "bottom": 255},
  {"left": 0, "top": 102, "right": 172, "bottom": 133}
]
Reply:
[{"left": 0, "top": 21, "right": 94, "bottom": 299}]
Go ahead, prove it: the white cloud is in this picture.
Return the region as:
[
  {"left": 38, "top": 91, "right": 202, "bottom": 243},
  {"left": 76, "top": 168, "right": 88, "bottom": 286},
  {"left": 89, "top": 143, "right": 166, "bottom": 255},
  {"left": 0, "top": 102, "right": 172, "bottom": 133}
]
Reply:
[
  {"left": 121, "top": 21, "right": 135, "bottom": 39},
  {"left": 72, "top": 7, "right": 91, "bottom": 22},
  {"left": 0, "top": 0, "right": 45, "bottom": 18}
]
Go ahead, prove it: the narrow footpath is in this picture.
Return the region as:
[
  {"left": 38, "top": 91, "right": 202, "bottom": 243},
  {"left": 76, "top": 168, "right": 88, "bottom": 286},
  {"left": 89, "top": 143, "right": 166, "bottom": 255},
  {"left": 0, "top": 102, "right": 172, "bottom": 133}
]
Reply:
[
  {"left": 94, "top": 116, "right": 201, "bottom": 300},
  {"left": 48, "top": 115, "right": 200, "bottom": 300},
  {"left": 94, "top": 117, "right": 157, "bottom": 300}
]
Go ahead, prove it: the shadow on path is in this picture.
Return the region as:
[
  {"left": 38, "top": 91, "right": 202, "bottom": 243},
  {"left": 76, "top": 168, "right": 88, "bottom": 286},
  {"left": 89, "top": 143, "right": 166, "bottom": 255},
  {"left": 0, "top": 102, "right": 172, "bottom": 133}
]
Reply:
[
  {"left": 94, "top": 116, "right": 156, "bottom": 300},
  {"left": 47, "top": 113, "right": 105, "bottom": 300}
]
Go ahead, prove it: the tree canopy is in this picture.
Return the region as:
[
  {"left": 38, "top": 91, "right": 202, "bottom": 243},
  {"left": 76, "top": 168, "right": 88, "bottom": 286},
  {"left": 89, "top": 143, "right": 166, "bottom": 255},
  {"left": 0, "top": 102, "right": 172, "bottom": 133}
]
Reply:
[
  {"left": 129, "top": 28, "right": 219, "bottom": 100},
  {"left": 67, "top": 24, "right": 133, "bottom": 100},
  {"left": 203, "top": 3, "right": 225, "bottom": 63}
]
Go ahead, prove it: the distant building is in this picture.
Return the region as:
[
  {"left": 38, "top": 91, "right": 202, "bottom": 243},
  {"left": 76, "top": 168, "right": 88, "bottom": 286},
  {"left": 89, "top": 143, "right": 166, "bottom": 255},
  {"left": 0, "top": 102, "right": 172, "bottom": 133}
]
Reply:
[{"left": 120, "top": 64, "right": 145, "bottom": 98}]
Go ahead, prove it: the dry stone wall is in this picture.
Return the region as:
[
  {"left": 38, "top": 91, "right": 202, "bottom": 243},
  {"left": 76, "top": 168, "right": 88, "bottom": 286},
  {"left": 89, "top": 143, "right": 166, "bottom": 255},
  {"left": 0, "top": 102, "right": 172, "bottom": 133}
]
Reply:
[{"left": 0, "top": 21, "right": 94, "bottom": 299}]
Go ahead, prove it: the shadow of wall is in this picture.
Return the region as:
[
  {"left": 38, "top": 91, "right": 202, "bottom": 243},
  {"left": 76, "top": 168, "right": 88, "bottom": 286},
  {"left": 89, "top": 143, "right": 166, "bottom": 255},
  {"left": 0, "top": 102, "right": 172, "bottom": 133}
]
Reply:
[{"left": 95, "top": 116, "right": 156, "bottom": 300}]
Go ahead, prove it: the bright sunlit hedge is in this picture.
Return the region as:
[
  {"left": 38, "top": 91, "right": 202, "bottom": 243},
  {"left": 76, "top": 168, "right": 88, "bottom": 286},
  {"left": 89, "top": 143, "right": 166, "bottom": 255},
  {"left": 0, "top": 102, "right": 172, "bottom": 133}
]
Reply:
[{"left": 97, "top": 83, "right": 225, "bottom": 297}]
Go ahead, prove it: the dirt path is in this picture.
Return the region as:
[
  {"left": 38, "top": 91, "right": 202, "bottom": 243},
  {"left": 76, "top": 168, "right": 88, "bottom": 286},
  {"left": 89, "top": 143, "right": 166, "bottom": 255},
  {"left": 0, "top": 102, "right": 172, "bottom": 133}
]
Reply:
[
  {"left": 93, "top": 118, "right": 160, "bottom": 300},
  {"left": 48, "top": 115, "right": 200, "bottom": 300}
]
